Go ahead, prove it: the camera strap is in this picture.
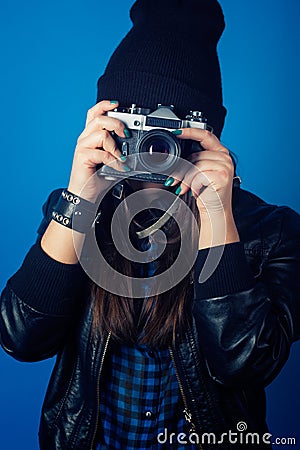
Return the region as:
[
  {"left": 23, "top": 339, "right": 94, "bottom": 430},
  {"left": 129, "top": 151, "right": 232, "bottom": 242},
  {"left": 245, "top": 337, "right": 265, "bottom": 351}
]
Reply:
[
  {"left": 112, "top": 181, "right": 181, "bottom": 239},
  {"left": 136, "top": 196, "right": 181, "bottom": 239}
]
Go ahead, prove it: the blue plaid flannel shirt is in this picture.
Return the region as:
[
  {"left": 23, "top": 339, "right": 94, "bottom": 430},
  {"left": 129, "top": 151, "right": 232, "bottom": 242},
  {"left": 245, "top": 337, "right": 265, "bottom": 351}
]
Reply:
[
  {"left": 96, "top": 341, "right": 197, "bottom": 449},
  {"left": 96, "top": 236, "right": 196, "bottom": 449}
]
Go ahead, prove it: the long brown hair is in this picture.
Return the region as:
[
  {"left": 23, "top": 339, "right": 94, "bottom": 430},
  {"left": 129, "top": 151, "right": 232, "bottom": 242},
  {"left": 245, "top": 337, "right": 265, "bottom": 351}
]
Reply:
[{"left": 91, "top": 186, "right": 199, "bottom": 348}]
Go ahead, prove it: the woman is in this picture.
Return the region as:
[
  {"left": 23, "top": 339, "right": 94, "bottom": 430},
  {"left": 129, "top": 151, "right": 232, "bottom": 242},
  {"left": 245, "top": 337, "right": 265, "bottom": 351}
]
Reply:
[{"left": 1, "top": 0, "right": 300, "bottom": 449}]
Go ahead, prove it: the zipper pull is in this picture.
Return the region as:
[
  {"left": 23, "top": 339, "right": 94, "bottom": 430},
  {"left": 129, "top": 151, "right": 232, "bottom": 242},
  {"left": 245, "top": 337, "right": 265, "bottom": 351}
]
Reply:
[
  {"left": 183, "top": 408, "right": 192, "bottom": 423},
  {"left": 183, "top": 408, "right": 196, "bottom": 433}
]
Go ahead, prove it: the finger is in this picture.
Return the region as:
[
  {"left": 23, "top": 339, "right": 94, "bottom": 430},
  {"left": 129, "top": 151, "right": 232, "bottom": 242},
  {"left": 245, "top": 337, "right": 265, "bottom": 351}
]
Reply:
[
  {"left": 79, "top": 130, "right": 124, "bottom": 161},
  {"left": 188, "top": 150, "right": 233, "bottom": 165},
  {"left": 177, "top": 159, "right": 231, "bottom": 193},
  {"left": 163, "top": 155, "right": 229, "bottom": 191},
  {"left": 173, "top": 128, "right": 229, "bottom": 153},
  {"left": 79, "top": 115, "right": 127, "bottom": 141},
  {"left": 192, "top": 159, "right": 232, "bottom": 174},
  {"left": 164, "top": 163, "right": 215, "bottom": 195},
  {"left": 85, "top": 100, "right": 119, "bottom": 127},
  {"left": 176, "top": 166, "right": 201, "bottom": 195},
  {"left": 190, "top": 170, "right": 215, "bottom": 197},
  {"left": 163, "top": 168, "right": 189, "bottom": 188},
  {"left": 163, "top": 158, "right": 196, "bottom": 187},
  {"left": 80, "top": 148, "right": 127, "bottom": 173}
]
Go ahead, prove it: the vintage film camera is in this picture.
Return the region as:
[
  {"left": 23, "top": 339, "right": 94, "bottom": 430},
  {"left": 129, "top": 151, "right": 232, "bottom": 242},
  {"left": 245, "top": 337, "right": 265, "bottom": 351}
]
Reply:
[{"left": 97, "top": 104, "right": 208, "bottom": 183}]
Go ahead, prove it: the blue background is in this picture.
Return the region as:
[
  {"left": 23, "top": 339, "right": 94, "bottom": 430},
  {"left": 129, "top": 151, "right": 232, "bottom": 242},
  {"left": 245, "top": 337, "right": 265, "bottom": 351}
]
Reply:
[{"left": 1, "top": 0, "right": 300, "bottom": 448}]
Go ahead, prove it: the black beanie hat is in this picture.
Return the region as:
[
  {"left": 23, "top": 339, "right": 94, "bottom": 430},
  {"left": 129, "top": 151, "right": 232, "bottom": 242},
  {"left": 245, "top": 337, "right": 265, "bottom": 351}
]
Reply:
[{"left": 97, "top": 0, "right": 226, "bottom": 138}]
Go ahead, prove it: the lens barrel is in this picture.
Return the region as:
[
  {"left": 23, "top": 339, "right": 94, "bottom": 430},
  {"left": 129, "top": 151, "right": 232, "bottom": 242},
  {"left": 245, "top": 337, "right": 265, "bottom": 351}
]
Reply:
[{"left": 137, "top": 129, "right": 180, "bottom": 172}]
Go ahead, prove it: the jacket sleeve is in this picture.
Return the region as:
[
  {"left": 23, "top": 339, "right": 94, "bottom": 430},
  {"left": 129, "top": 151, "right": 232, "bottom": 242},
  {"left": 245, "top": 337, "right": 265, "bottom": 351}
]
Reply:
[
  {"left": 192, "top": 206, "right": 300, "bottom": 388},
  {"left": 0, "top": 189, "right": 89, "bottom": 362}
]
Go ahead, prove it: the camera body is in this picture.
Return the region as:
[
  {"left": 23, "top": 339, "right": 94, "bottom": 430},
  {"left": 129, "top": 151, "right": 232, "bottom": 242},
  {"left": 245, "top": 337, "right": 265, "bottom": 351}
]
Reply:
[{"left": 98, "top": 104, "right": 208, "bottom": 183}]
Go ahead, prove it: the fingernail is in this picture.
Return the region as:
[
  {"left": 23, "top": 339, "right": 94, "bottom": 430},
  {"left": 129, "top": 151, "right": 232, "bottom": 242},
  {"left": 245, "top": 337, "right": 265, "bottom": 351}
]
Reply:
[
  {"left": 172, "top": 129, "right": 182, "bottom": 136},
  {"left": 164, "top": 177, "right": 174, "bottom": 187},
  {"left": 175, "top": 185, "right": 182, "bottom": 195},
  {"left": 123, "top": 164, "right": 131, "bottom": 172},
  {"left": 119, "top": 154, "right": 127, "bottom": 162},
  {"left": 124, "top": 128, "right": 131, "bottom": 138},
  {"left": 110, "top": 100, "right": 118, "bottom": 104}
]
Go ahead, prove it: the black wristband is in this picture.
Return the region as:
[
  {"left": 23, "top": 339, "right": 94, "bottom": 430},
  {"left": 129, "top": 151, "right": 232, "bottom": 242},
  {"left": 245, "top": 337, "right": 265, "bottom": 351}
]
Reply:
[{"left": 52, "top": 190, "right": 96, "bottom": 233}]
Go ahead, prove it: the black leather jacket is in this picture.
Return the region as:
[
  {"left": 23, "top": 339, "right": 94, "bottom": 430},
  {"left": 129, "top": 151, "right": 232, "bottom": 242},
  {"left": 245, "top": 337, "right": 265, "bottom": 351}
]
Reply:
[{"left": 1, "top": 186, "right": 300, "bottom": 450}]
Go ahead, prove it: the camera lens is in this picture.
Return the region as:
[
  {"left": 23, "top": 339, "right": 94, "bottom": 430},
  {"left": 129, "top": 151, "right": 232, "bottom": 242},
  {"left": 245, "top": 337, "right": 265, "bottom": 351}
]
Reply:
[
  {"left": 145, "top": 139, "right": 170, "bottom": 162},
  {"left": 137, "top": 130, "right": 180, "bottom": 172}
]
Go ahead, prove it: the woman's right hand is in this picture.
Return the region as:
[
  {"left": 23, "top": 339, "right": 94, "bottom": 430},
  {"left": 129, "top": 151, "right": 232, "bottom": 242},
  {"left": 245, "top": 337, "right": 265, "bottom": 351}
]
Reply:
[{"left": 67, "top": 100, "right": 129, "bottom": 201}]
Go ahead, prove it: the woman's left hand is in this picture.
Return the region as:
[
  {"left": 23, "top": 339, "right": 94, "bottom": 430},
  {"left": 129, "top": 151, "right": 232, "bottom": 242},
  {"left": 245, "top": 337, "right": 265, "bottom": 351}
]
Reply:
[
  {"left": 166, "top": 128, "right": 239, "bottom": 248},
  {"left": 168, "top": 129, "right": 235, "bottom": 217}
]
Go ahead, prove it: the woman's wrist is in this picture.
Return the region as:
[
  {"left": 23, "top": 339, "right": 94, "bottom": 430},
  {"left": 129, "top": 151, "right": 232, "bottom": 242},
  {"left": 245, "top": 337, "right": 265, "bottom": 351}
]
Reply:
[
  {"left": 67, "top": 183, "right": 98, "bottom": 203},
  {"left": 41, "top": 189, "right": 97, "bottom": 265},
  {"left": 198, "top": 209, "right": 240, "bottom": 250},
  {"left": 51, "top": 189, "right": 96, "bottom": 234},
  {"left": 41, "top": 220, "right": 82, "bottom": 264}
]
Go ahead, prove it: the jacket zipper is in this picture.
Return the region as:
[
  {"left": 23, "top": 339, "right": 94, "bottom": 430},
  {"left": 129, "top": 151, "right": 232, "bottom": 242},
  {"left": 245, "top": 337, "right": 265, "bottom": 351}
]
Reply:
[
  {"left": 89, "top": 331, "right": 111, "bottom": 450},
  {"left": 186, "top": 326, "right": 227, "bottom": 433},
  {"left": 169, "top": 347, "right": 203, "bottom": 450}
]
